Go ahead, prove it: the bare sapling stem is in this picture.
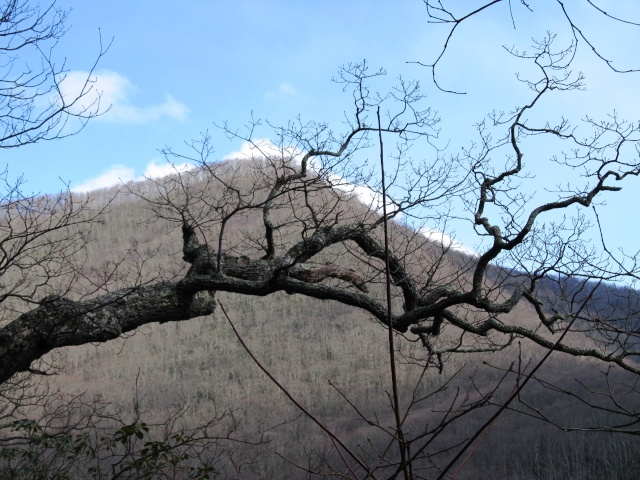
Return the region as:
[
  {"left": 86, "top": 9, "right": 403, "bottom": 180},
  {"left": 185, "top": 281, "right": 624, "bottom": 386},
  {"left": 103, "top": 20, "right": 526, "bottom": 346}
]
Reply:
[{"left": 378, "top": 107, "right": 412, "bottom": 480}]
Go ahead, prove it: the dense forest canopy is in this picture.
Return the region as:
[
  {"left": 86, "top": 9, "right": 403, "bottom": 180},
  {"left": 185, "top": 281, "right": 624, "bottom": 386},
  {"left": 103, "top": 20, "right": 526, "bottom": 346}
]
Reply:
[{"left": 1, "top": 1, "right": 640, "bottom": 478}]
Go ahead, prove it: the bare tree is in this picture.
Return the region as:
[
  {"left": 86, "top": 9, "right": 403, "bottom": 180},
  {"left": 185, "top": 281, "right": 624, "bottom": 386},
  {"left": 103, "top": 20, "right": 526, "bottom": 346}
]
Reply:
[
  {"left": 3, "top": 41, "right": 639, "bottom": 377},
  {"left": 0, "top": 0, "right": 108, "bottom": 147},
  {"left": 1, "top": 1, "right": 640, "bottom": 478}
]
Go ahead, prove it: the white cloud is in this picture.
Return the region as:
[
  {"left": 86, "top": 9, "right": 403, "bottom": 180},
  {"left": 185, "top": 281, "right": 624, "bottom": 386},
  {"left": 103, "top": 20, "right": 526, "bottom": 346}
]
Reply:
[
  {"left": 141, "top": 159, "right": 191, "bottom": 179},
  {"left": 71, "top": 165, "right": 136, "bottom": 192},
  {"left": 333, "top": 180, "right": 402, "bottom": 217},
  {"left": 60, "top": 70, "right": 188, "bottom": 123},
  {"left": 264, "top": 82, "right": 302, "bottom": 102},
  {"left": 71, "top": 160, "right": 192, "bottom": 192},
  {"left": 418, "top": 228, "right": 478, "bottom": 257},
  {"left": 223, "top": 139, "right": 303, "bottom": 161}
]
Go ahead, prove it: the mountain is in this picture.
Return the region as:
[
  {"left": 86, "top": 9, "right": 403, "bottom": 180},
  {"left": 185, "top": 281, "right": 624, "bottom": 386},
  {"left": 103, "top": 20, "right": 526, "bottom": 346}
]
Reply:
[{"left": 2, "top": 158, "right": 639, "bottom": 479}]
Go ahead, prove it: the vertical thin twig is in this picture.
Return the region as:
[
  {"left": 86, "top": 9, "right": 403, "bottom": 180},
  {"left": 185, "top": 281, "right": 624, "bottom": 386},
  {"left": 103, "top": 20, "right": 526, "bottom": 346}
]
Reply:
[{"left": 378, "top": 107, "right": 412, "bottom": 480}]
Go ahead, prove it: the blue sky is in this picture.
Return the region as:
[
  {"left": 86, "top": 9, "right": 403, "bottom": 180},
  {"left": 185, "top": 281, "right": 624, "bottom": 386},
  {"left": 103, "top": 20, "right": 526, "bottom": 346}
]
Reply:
[{"left": 3, "top": 0, "right": 640, "bottom": 256}]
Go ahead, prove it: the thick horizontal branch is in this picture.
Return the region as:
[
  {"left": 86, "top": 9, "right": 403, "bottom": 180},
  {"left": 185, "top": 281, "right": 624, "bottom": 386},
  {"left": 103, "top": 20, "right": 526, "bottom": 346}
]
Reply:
[{"left": 0, "top": 283, "right": 215, "bottom": 385}]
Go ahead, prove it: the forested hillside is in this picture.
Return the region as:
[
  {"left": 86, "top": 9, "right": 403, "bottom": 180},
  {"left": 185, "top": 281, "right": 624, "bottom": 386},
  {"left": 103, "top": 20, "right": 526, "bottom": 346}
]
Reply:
[{"left": 2, "top": 162, "right": 635, "bottom": 479}]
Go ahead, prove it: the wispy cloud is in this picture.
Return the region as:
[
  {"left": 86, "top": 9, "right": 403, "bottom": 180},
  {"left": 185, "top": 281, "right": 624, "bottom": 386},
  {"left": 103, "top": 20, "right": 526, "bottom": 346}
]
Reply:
[
  {"left": 71, "top": 160, "right": 192, "bottom": 192},
  {"left": 60, "top": 70, "right": 188, "bottom": 123},
  {"left": 264, "top": 82, "right": 302, "bottom": 102}
]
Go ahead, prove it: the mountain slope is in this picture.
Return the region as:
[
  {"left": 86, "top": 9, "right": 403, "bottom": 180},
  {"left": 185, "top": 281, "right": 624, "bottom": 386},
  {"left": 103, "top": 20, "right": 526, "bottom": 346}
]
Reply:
[{"left": 3, "top": 160, "right": 639, "bottom": 479}]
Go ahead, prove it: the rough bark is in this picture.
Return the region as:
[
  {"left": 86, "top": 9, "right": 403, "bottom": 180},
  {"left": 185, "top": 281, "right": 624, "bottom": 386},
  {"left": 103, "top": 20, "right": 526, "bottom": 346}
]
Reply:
[
  {"left": 0, "top": 284, "right": 216, "bottom": 385},
  {"left": 0, "top": 224, "right": 374, "bottom": 383}
]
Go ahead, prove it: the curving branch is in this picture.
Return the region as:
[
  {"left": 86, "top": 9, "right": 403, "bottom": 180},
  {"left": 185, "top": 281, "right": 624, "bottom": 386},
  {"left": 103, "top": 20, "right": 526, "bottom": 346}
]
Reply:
[{"left": 418, "top": 0, "right": 640, "bottom": 92}]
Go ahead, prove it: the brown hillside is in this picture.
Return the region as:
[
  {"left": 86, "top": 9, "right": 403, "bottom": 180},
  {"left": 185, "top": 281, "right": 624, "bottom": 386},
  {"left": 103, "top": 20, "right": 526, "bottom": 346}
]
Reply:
[{"left": 6, "top": 159, "right": 639, "bottom": 479}]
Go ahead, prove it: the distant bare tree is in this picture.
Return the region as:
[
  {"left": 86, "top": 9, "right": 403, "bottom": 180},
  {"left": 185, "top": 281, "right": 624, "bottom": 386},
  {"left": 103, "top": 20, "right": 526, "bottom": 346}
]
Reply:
[{"left": 0, "top": 373, "right": 266, "bottom": 479}]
